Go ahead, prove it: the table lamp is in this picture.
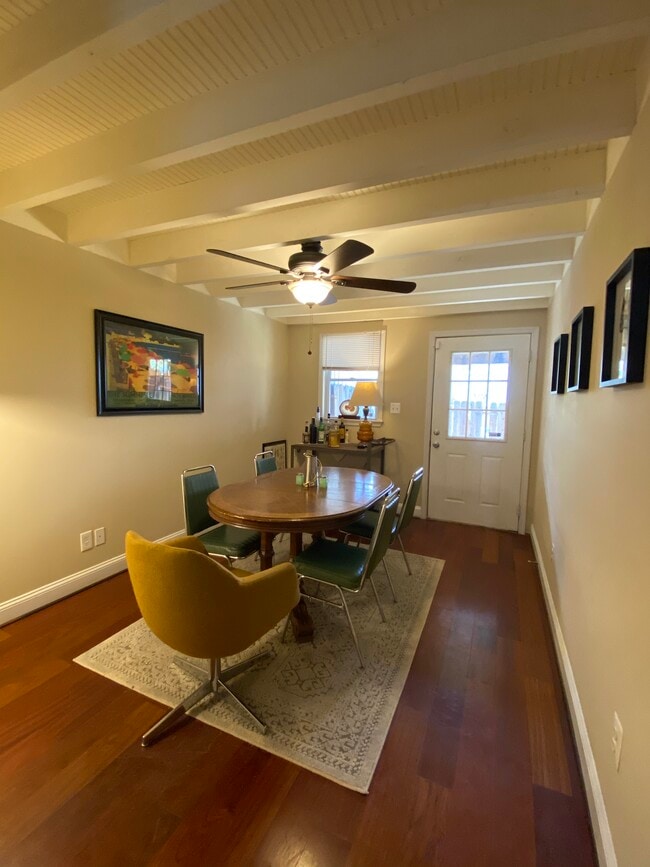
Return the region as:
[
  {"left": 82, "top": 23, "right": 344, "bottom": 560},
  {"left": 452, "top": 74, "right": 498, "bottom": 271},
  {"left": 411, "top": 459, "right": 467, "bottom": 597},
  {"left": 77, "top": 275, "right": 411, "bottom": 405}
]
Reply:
[{"left": 349, "top": 381, "right": 382, "bottom": 443}]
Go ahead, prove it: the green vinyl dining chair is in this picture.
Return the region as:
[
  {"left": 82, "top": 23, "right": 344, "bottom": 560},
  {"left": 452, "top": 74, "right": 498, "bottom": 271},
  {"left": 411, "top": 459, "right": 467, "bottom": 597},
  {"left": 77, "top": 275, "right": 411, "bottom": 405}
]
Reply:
[
  {"left": 253, "top": 450, "right": 277, "bottom": 476},
  {"left": 343, "top": 466, "right": 424, "bottom": 579},
  {"left": 181, "top": 465, "right": 261, "bottom": 565},
  {"left": 288, "top": 488, "right": 400, "bottom": 668}
]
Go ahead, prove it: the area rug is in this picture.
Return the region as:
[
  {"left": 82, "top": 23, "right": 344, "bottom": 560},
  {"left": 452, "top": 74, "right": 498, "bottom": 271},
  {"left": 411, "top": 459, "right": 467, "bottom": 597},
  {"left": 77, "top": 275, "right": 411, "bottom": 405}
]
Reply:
[{"left": 75, "top": 544, "right": 444, "bottom": 793}]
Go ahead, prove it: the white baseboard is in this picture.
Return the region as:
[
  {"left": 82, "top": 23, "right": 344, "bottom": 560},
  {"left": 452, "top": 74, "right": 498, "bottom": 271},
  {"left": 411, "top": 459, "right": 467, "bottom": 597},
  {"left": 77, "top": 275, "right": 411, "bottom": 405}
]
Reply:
[
  {"left": 0, "top": 529, "right": 184, "bottom": 627},
  {"left": 530, "top": 524, "right": 616, "bottom": 867}
]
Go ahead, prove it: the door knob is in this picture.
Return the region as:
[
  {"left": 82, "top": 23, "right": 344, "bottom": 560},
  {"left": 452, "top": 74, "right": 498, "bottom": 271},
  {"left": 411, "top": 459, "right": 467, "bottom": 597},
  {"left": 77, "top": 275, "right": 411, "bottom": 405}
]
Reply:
[{"left": 432, "top": 442, "right": 440, "bottom": 448}]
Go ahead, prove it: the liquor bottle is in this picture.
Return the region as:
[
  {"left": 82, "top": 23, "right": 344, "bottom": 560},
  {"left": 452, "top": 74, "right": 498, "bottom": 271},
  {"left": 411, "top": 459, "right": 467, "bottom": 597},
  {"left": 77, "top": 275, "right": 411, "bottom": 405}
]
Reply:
[
  {"left": 316, "top": 405, "right": 321, "bottom": 425},
  {"left": 302, "top": 422, "right": 309, "bottom": 444},
  {"left": 318, "top": 416, "right": 326, "bottom": 443},
  {"left": 309, "top": 417, "right": 318, "bottom": 443},
  {"left": 339, "top": 418, "right": 346, "bottom": 443}
]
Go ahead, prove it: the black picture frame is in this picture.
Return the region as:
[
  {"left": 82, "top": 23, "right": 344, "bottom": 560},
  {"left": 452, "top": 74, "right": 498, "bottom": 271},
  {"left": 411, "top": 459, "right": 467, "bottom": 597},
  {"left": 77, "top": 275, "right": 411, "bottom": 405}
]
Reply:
[
  {"left": 567, "top": 306, "right": 594, "bottom": 392},
  {"left": 262, "top": 439, "right": 287, "bottom": 470},
  {"left": 600, "top": 248, "right": 650, "bottom": 387},
  {"left": 550, "top": 333, "right": 569, "bottom": 394},
  {"left": 95, "top": 310, "right": 204, "bottom": 415}
]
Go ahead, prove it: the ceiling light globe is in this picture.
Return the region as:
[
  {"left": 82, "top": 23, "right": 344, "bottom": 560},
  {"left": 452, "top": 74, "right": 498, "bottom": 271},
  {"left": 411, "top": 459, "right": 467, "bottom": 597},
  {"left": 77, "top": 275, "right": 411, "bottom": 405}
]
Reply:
[{"left": 291, "top": 279, "right": 330, "bottom": 305}]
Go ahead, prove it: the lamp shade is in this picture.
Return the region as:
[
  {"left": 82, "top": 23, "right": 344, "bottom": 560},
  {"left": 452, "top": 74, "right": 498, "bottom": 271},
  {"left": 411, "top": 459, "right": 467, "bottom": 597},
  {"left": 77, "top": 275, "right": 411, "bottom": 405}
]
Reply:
[
  {"left": 290, "top": 278, "right": 330, "bottom": 305},
  {"left": 349, "top": 380, "right": 382, "bottom": 409}
]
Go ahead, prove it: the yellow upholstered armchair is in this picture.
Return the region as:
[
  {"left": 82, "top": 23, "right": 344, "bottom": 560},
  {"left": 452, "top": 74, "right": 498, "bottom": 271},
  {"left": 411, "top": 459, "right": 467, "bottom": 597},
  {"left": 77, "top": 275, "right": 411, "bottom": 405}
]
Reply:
[{"left": 125, "top": 531, "right": 299, "bottom": 746}]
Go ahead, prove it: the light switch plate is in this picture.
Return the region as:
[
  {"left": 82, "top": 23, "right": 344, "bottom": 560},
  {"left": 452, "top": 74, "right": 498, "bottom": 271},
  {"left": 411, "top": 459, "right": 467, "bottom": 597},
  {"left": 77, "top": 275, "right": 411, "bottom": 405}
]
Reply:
[{"left": 390, "top": 402, "right": 401, "bottom": 414}]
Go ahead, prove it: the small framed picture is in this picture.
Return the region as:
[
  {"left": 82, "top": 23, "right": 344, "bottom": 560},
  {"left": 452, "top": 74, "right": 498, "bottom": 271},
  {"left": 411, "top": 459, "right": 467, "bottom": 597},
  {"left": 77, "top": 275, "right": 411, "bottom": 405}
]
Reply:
[
  {"left": 550, "top": 334, "right": 569, "bottom": 394},
  {"left": 262, "top": 439, "right": 287, "bottom": 470},
  {"left": 600, "top": 248, "right": 650, "bottom": 387},
  {"left": 567, "top": 306, "right": 594, "bottom": 392}
]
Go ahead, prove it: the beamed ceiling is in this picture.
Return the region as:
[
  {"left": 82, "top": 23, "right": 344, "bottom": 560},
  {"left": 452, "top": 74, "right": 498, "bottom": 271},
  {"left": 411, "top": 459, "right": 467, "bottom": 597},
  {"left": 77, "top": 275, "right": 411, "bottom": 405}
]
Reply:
[{"left": 2, "top": 0, "right": 650, "bottom": 323}]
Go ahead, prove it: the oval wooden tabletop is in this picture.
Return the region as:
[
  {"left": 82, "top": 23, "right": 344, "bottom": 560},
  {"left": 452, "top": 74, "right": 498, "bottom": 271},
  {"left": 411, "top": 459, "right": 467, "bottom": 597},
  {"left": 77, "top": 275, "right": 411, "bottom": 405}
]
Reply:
[{"left": 208, "top": 466, "right": 393, "bottom": 534}]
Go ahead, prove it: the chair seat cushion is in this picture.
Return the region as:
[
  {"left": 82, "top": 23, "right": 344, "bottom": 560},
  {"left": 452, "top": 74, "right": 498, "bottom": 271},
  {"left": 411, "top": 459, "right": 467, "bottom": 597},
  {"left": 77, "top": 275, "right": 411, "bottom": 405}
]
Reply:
[
  {"left": 293, "top": 538, "right": 366, "bottom": 591},
  {"left": 199, "top": 524, "right": 260, "bottom": 558}
]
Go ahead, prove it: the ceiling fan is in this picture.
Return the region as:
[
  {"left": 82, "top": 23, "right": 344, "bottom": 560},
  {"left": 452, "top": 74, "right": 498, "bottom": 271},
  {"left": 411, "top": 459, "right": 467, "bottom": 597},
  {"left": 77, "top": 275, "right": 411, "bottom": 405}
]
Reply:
[{"left": 206, "top": 239, "right": 416, "bottom": 305}]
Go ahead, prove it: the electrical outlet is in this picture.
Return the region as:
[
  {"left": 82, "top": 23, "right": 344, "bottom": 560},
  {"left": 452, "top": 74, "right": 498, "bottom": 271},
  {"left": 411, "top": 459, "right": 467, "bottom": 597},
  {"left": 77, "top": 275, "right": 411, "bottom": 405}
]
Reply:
[
  {"left": 612, "top": 712, "right": 623, "bottom": 771},
  {"left": 390, "top": 402, "right": 401, "bottom": 414},
  {"left": 80, "top": 531, "right": 94, "bottom": 552},
  {"left": 94, "top": 527, "right": 106, "bottom": 546}
]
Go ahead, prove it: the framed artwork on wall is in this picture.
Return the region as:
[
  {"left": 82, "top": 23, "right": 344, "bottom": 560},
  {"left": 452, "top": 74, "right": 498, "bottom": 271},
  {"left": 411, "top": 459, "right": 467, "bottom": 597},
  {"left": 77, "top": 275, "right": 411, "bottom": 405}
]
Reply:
[
  {"left": 550, "top": 333, "right": 569, "bottom": 394},
  {"left": 567, "top": 306, "right": 594, "bottom": 392},
  {"left": 262, "top": 440, "right": 287, "bottom": 470},
  {"left": 95, "top": 310, "right": 204, "bottom": 415},
  {"left": 600, "top": 248, "right": 650, "bottom": 387}
]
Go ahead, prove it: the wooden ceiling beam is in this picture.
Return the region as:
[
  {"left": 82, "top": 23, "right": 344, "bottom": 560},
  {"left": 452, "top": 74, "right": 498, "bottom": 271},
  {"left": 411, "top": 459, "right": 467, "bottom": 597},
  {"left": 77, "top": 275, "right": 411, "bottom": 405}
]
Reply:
[
  {"left": 1, "top": 0, "right": 647, "bottom": 211},
  {"left": 0, "top": 0, "right": 225, "bottom": 113}
]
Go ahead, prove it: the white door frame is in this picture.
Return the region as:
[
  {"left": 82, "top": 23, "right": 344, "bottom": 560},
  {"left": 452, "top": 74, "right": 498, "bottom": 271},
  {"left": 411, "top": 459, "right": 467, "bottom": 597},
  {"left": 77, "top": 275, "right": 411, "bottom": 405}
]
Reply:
[{"left": 423, "top": 327, "right": 539, "bottom": 534}]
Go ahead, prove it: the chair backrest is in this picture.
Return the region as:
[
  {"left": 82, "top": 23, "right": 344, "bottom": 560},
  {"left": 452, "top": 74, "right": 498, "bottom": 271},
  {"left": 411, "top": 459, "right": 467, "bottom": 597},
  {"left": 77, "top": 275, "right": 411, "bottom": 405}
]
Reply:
[
  {"left": 125, "top": 530, "right": 240, "bottom": 659},
  {"left": 362, "top": 488, "right": 401, "bottom": 582},
  {"left": 181, "top": 465, "right": 219, "bottom": 535},
  {"left": 254, "top": 450, "right": 277, "bottom": 476},
  {"left": 396, "top": 467, "right": 424, "bottom": 535},
  {"left": 125, "top": 531, "right": 299, "bottom": 660}
]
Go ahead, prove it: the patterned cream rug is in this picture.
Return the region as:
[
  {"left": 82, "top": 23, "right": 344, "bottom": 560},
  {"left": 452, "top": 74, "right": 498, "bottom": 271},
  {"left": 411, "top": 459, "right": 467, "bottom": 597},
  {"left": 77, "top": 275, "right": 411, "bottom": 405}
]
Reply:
[{"left": 75, "top": 544, "right": 443, "bottom": 793}]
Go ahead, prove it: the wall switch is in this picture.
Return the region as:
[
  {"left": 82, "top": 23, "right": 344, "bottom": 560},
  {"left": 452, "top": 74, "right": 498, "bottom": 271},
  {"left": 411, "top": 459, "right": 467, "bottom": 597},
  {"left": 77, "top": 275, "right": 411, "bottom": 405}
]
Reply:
[
  {"left": 80, "top": 531, "right": 94, "bottom": 552},
  {"left": 94, "top": 527, "right": 106, "bottom": 546},
  {"left": 390, "top": 402, "right": 401, "bottom": 414},
  {"left": 612, "top": 712, "right": 623, "bottom": 771}
]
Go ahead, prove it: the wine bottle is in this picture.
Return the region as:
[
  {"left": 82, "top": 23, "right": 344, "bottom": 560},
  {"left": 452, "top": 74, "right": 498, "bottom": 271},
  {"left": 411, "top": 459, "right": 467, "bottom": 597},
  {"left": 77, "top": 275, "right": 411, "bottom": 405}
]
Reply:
[
  {"left": 318, "top": 416, "right": 325, "bottom": 443},
  {"left": 309, "top": 417, "right": 318, "bottom": 443}
]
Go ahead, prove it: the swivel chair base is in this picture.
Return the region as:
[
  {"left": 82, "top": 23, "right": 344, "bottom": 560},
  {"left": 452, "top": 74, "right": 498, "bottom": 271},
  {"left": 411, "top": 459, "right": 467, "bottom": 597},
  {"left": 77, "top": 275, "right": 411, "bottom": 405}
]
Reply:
[{"left": 141, "top": 650, "right": 270, "bottom": 747}]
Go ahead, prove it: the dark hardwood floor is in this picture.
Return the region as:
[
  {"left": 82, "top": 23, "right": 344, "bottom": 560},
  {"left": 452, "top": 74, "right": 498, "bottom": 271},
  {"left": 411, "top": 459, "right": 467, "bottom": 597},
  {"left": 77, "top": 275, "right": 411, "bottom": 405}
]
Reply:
[{"left": 0, "top": 520, "right": 596, "bottom": 866}]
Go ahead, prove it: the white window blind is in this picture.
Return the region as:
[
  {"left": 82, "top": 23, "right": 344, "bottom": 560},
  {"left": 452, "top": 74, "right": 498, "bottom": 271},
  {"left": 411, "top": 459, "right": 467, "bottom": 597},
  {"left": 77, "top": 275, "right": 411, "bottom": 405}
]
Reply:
[{"left": 321, "top": 331, "right": 383, "bottom": 370}]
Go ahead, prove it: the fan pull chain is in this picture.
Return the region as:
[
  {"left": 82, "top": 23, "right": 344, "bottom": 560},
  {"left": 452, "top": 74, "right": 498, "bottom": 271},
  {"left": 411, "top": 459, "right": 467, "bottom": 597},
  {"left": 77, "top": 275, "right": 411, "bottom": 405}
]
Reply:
[{"left": 307, "top": 305, "right": 314, "bottom": 355}]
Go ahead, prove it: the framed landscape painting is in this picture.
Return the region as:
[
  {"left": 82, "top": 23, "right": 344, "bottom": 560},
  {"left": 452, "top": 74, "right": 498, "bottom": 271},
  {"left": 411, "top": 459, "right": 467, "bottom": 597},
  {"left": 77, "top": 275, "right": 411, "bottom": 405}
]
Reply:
[{"left": 95, "top": 310, "right": 204, "bottom": 415}]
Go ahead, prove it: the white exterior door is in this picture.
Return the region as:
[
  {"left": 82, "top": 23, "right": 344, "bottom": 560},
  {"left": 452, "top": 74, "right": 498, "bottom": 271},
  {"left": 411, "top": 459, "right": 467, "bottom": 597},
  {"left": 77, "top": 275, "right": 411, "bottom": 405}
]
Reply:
[{"left": 427, "top": 333, "right": 532, "bottom": 531}]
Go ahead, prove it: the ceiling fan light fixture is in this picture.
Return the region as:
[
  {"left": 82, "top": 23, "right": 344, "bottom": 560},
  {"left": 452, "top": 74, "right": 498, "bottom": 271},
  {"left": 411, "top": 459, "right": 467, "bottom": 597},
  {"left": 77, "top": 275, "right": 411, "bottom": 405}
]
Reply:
[{"left": 291, "top": 278, "right": 330, "bottom": 305}]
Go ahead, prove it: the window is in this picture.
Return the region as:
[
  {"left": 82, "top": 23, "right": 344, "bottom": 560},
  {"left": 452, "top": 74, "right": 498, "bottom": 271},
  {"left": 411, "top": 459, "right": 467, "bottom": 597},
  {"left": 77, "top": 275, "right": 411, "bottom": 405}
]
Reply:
[
  {"left": 447, "top": 350, "right": 510, "bottom": 440},
  {"left": 320, "top": 331, "right": 385, "bottom": 421}
]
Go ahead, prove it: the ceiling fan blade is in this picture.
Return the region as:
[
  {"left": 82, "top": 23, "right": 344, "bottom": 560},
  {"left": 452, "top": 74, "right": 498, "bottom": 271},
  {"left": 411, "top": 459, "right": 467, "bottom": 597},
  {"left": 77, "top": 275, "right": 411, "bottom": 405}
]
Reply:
[
  {"left": 317, "top": 239, "right": 373, "bottom": 274},
  {"left": 225, "top": 279, "right": 292, "bottom": 290},
  {"left": 330, "top": 275, "right": 416, "bottom": 294},
  {"left": 207, "top": 248, "right": 291, "bottom": 274}
]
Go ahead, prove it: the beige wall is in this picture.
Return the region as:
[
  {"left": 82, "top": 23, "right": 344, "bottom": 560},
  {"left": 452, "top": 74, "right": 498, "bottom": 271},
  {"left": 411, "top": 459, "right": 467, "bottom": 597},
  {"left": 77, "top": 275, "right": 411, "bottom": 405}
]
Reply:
[
  {"left": 287, "top": 309, "right": 547, "bottom": 519},
  {"left": 0, "top": 220, "right": 289, "bottom": 605},
  {"left": 531, "top": 94, "right": 650, "bottom": 864}
]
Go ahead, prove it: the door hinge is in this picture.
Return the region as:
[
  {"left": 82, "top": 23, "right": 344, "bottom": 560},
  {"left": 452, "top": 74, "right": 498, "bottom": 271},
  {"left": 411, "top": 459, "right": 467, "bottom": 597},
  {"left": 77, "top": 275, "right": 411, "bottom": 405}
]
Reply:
[{"left": 435, "top": 338, "right": 441, "bottom": 350}]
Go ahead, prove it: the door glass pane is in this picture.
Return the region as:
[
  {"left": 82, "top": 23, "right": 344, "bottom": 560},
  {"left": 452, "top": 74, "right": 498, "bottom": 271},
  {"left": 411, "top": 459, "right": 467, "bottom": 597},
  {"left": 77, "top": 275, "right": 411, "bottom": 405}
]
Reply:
[
  {"left": 447, "top": 349, "right": 511, "bottom": 441},
  {"left": 451, "top": 352, "right": 470, "bottom": 380},
  {"left": 450, "top": 381, "right": 469, "bottom": 407},
  {"left": 448, "top": 409, "right": 467, "bottom": 437}
]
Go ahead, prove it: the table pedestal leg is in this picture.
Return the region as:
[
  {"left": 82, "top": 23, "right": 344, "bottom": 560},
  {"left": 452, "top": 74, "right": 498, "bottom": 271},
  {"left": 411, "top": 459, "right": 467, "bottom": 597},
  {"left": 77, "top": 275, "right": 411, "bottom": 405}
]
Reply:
[
  {"left": 260, "top": 531, "right": 275, "bottom": 571},
  {"left": 289, "top": 532, "right": 314, "bottom": 643}
]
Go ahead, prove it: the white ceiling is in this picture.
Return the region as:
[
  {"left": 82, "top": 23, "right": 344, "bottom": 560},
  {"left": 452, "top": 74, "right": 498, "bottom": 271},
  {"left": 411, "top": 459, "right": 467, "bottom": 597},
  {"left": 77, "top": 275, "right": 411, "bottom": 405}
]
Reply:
[{"left": 1, "top": 0, "right": 649, "bottom": 323}]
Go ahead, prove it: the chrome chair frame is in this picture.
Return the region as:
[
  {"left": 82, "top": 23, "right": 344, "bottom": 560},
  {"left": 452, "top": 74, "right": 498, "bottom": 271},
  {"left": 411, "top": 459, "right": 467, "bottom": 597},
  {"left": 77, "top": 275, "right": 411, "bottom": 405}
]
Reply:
[
  {"left": 288, "top": 488, "right": 400, "bottom": 668},
  {"left": 253, "top": 450, "right": 277, "bottom": 476}
]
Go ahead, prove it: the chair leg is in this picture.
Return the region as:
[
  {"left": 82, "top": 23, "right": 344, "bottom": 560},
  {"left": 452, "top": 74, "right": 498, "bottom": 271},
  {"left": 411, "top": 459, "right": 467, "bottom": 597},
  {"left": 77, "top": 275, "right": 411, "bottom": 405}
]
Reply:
[
  {"left": 368, "top": 575, "right": 386, "bottom": 622},
  {"left": 218, "top": 679, "right": 267, "bottom": 732},
  {"left": 382, "top": 558, "right": 398, "bottom": 603},
  {"left": 281, "top": 613, "right": 292, "bottom": 644},
  {"left": 221, "top": 649, "right": 270, "bottom": 681},
  {"left": 338, "top": 587, "right": 364, "bottom": 668},
  {"left": 397, "top": 533, "right": 412, "bottom": 575},
  {"left": 141, "top": 679, "right": 213, "bottom": 747}
]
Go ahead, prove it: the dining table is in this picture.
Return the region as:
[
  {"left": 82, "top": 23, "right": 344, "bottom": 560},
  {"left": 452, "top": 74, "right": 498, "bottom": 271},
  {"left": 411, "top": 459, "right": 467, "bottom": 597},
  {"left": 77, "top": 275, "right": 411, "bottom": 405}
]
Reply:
[{"left": 207, "top": 466, "right": 393, "bottom": 640}]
